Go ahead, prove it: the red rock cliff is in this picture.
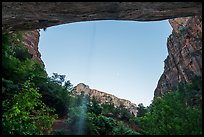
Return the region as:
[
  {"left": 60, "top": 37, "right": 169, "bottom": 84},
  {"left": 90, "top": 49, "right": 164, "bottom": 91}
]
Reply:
[
  {"left": 154, "top": 16, "right": 202, "bottom": 97},
  {"left": 73, "top": 83, "right": 138, "bottom": 116},
  {"left": 22, "top": 30, "right": 45, "bottom": 67}
]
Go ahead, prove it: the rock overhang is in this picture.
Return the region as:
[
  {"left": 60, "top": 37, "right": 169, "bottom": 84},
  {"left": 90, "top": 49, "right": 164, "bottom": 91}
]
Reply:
[{"left": 2, "top": 2, "right": 202, "bottom": 32}]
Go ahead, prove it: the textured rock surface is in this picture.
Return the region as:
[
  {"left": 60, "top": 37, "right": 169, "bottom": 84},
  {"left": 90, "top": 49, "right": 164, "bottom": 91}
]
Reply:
[
  {"left": 154, "top": 16, "right": 202, "bottom": 97},
  {"left": 2, "top": 2, "right": 202, "bottom": 32},
  {"left": 73, "top": 83, "right": 137, "bottom": 116},
  {"left": 22, "top": 30, "right": 44, "bottom": 67}
]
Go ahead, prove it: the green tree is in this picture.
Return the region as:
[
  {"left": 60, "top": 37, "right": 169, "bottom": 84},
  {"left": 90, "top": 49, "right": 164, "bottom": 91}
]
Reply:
[
  {"left": 38, "top": 78, "right": 73, "bottom": 118},
  {"left": 137, "top": 103, "right": 147, "bottom": 117},
  {"left": 138, "top": 78, "right": 202, "bottom": 135},
  {"left": 101, "top": 103, "right": 115, "bottom": 117},
  {"left": 87, "top": 97, "right": 102, "bottom": 115},
  {"left": 50, "top": 73, "right": 66, "bottom": 85},
  {"left": 2, "top": 32, "right": 47, "bottom": 84},
  {"left": 2, "top": 79, "right": 57, "bottom": 135},
  {"left": 63, "top": 80, "right": 73, "bottom": 91}
]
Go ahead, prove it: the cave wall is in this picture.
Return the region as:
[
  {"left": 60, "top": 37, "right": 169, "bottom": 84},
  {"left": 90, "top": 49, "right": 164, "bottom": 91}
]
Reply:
[{"left": 2, "top": 2, "right": 201, "bottom": 32}]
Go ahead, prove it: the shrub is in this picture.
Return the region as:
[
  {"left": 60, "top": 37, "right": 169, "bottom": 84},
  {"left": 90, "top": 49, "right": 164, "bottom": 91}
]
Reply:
[{"left": 2, "top": 79, "right": 57, "bottom": 135}]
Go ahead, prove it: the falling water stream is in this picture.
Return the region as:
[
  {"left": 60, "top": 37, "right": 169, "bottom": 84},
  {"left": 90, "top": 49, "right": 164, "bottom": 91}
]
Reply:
[{"left": 76, "top": 95, "right": 88, "bottom": 135}]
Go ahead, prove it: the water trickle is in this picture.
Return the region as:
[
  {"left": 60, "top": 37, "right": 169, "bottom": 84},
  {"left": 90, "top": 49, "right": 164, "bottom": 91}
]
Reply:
[{"left": 76, "top": 94, "right": 88, "bottom": 135}]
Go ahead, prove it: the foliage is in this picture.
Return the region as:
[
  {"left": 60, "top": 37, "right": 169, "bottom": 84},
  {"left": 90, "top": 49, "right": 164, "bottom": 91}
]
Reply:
[
  {"left": 2, "top": 80, "right": 57, "bottom": 135},
  {"left": 13, "top": 44, "right": 33, "bottom": 61},
  {"left": 38, "top": 79, "right": 73, "bottom": 118},
  {"left": 92, "top": 114, "right": 140, "bottom": 135},
  {"left": 51, "top": 129, "right": 65, "bottom": 135},
  {"left": 2, "top": 78, "right": 19, "bottom": 100},
  {"left": 112, "top": 104, "right": 134, "bottom": 121},
  {"left": 2, "top": 32, "right": 58, "bottom": 135},
  {"left": 112, "top": 121, "right": 140, "bottom": 135},
  {"left": 63, "top": 80, "right": 73, "bottom": 91},
  {"left": 136, "top": 103, "right": 147, "bottom": 117},
  {"left": 65, "top": 108, "right": 139, "bottom": 135},
  {"left": 50, "top": 72, "right": 66, "bottom": 86},
  {"left": 179, "top": 76, "right": 202, "bottom": 109},
  {"left": 178, "top": 25, "right": 186, "bottom": 34},
  {"left": 64, "top": 94, "right": 140, "bottom": 135},
  {"left": 37, "top": 73, "right": 74, "bottom": 118},
  {"left": 101, "top": 103, "right": 115, "bottom": 117},
  {"left": 87, "top": 97, "right": 102, "bottom": 115},
  {"left": 138, "top": 77, "right": 202, "bottom": 135},
  {"left": 171, "top": 31, "right": 178, "bottom": 37},
  {"left": 2, "top": 32, "right": 47, "bottom": 84}
]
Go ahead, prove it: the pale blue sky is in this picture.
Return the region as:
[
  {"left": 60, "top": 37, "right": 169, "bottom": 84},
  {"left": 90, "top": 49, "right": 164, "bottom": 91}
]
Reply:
[{"left": 39, "top": 20, "right": 172, "bottom": 107}]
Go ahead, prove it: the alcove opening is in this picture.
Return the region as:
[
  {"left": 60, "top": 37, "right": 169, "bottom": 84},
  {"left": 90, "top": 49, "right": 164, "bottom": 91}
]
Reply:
[{"left": 39, "top": 20, "right": 172, "bottom": 107}]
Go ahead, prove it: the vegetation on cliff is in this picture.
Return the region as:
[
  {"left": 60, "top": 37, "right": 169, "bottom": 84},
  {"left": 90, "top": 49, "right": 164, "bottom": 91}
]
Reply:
[
  {"left": 2, "top": 32, "right": 202, "bottom": 135},
  {"left": 136, "top": 76, "right": 202, "bottom": 135},
  {"left": 2, "top": 32, "right": 139, "bottom": 135},
  {"left": 2, "top": 32, "right": 57, "bottom": 135}
]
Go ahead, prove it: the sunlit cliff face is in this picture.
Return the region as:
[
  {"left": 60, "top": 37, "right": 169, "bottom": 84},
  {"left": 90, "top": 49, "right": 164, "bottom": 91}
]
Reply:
[
  {"left": 154, "top": 16, "right": 202, "bottom": 97},
  {"left": 73, "top": 83, "right": 137, "bottom": 116}
]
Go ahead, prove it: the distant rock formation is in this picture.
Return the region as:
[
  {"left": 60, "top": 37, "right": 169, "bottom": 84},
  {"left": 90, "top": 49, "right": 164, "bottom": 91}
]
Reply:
[
  {"left": 73, "top": 83, "right": 137, "bottom": 116},
  {"left": 154, "top": 16, "right": 202, "bottom": 97}
]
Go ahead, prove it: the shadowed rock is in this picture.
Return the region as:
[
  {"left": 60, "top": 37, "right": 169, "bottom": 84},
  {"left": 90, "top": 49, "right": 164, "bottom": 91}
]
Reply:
[
  {"left": 154, "top": 16, "right": 202, "bottom": 97},
  {"left": 2, "top": 2, "right": 202, "bottom": 32}
]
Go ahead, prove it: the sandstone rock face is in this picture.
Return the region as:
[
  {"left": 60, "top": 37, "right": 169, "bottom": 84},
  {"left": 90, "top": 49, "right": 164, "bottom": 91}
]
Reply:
[
  {"left": 2, "top": 2, "right": 201, "bottom": 32},
  {"left": 154, "top": 16, "right": 202, "bottom": 97},
  {"left": 22, "top": 30, "right": 45, "bottom": 67},
  {"left": 73, "top": 83, "right": 137, "bottom": 116}
]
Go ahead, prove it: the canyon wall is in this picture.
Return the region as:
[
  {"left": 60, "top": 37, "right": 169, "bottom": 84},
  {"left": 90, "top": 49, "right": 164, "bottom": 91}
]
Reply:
[
  {"left": 73, "top": 83, "right": 137, "bottom": 116},
  {"left": 22, "top": 30, "right": 44, "bottom": 67},
  {"left": 154, "top": 16, "right": 202, "bottom": 97}
]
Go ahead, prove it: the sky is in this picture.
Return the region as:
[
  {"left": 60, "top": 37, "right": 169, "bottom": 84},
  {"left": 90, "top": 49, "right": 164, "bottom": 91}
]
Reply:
[{"left": 39, "top": 20, "right": 172, "bottom": 107}]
